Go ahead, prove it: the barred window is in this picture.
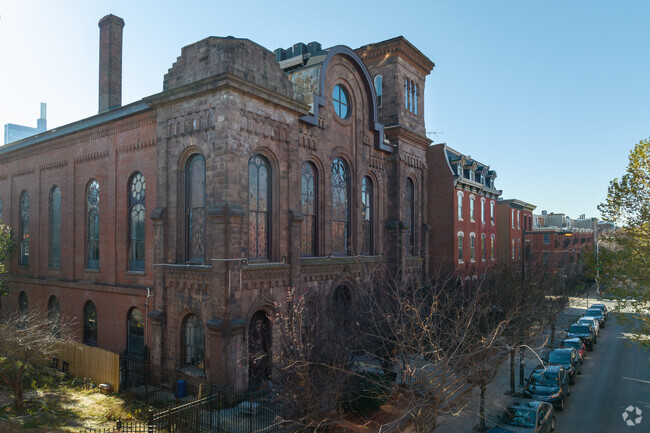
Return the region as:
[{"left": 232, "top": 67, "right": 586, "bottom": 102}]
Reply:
[
  {"left": 49, "top": 186, "right": 61, "bottom": 268},
  {"left": 86, "top": 180, "right": 100, "bottom": 269},
  {"left": 332, "top": 158, "right": 350, "bottom": 255},
  {"left": 83, "top": 301, "right": 97, "bottom": 346},
  {"left": 186, "top": 155, "right": 206, "bottom": 262},
  {"left": 361, "top": 176, "right": 373, "bottom": 255},
  {"left": 129, "top": 172, "right": 146, "bottom": 271},
  {"left": 301, "top": 162, "right": 317, "bottom": 256},
  {"left": 249, "top": 155, "right": 271, "bottom": 259}
]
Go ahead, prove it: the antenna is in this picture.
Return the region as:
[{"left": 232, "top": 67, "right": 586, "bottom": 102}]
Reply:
[{"left": 427, "top": 130, "right": 444, "bottom": 140}]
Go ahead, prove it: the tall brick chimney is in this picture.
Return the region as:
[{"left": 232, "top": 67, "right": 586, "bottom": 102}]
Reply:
[{"left": 98, "top": 14, "right": 125, "bottom": 113}]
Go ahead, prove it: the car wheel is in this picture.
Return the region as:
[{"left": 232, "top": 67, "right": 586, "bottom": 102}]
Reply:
[{"left": 551, "top": 416, "right": 556, "bottom": 431}]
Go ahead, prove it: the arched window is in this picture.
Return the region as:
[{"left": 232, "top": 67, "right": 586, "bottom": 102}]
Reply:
[
  {"left": 183, "top": 314, "right": 204, "bottom": 369},
  {"left": 405, "top": 78, "right": 410, "bottom": 110},
  {"left": 469, "top": 196, "right": 475, "bottom": 222},
  {"left": 470, "top": 233, "right": 476, "bottom": 262},
  {"left": 458, "top": 233, "right": 464, "bottom": 263},
  {"left": 248, "top": 311, "right": 271, "bottom": 386},
  {"left": 49, "top": 186, "right": 61, "bottom": 268},
  {"left": 127, "top": 308, "right": 145, "bottom": 357},
  {"left": 18, "top": 291, "right": 28, "bottom": 328},
  {"left": 361, "top": 176, "right": 373, "bottom": 255},
  {"left": 19, "top": 191, "right": 29, "bottom": 266},
  {"left": 249, "top": 155, "right": 271, "bottom": 260},
  {"left": 405, "top": 178, "right": 415, "bottom": 255},
  {"left": 481, "top": 234, "right": 486, "bottom": 261},
  {"left": 129, "top": 172, "right": 146, "bottom": 271},
  {"left": 83, "top": 301, "right": 97, "bottom": 346},
  {"left": 86, "top": 180, "right": 100, "bottom": 269},
  {"left": 48, "top": 296, "right": 60, "bottom": 337},
  {"left": 331, "top": 158, "right": 349, "bottom": 256},
  {"left": 491, "top": 235, "right": 495, "bottom": 260},
  {"left": 186, "top": 155, "right": 206, "bottom": 262},
  {"left": 374, "top": 75, "right": 382, "bottom": 108},
  {"left": 457, "top": 191, "right": 464, "bottom": 221},
  {"left": 301, "top": 162, "right": 317, "bottom": 256}
]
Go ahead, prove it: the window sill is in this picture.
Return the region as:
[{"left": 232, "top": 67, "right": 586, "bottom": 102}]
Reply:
[
  {"left": 83, "top": 268, "right": 100, "bottom": 273},
  {"left": 126, "top": 270, "right": 145, "bottom": 276},
  {"left": 48, "top": 266, "right": 61, "bottom": 271}
]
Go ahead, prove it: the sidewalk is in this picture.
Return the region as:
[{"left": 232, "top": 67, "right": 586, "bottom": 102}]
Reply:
[{"left": 433, "top": 289, "right": 599, "bottom": 432}]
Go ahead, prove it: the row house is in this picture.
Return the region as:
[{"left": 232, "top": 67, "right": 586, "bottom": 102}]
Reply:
[
  {"left": 0, "top": 15, "right": 434, "bottom": 388},
  {"left": 496, "top": 198, "right": 536, "bottom": 263},
  {"left": 426, "top": 144, "right": 501, "bottom": 276}
]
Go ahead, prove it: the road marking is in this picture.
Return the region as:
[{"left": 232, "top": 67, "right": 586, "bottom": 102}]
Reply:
[{"left": 622, "top": 376, "right": 650, "bottom": 385}]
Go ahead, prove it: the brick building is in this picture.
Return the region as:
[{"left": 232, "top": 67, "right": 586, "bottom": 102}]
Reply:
[
  {"left": 0, "top": 15, "right": 435, "bottom": 387},
  {"left": 496, "top": 198, "right": 536, "bottom": 264},
  {"left": 426, "top": 144, "right": 501, "bottom": 276}
]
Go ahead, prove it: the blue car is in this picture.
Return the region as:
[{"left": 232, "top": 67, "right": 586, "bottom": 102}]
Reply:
[
  {"left": 487, "top": 400, "right": 556, "bottom": 432},
  {"left": 523, "top": 365, "right": 570, "bottom": 410}
]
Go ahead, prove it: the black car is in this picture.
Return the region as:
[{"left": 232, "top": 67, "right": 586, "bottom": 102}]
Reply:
[
  {"left": 544, "top": 347, "right": 581, "bottom": 384},
  {"left": 584, "top": 308, "right": 605, "bottom": 328},
  {"left": 566, "top": 324, "right": 595, "bottom": 350},
  {"left": 561, "top": 338, "right": 586, "bottom": 364},
  {"left": 523, "top": 365, "right": 570, "bottom": 410},
  {"left": 487, "top": 400, "right": 556, "bottom": 432},
  {"left": 590, "top": 303, "right": 609, "bottom": 320}
]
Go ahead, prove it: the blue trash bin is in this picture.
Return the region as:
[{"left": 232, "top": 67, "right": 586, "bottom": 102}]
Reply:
[{"left": 176, "top": 379, "right": 187, "bottom": 398}]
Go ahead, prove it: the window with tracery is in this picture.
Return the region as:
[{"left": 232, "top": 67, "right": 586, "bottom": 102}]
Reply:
[
  {"left": 361, "top": 176, "right": 373, "bottom": 255},
  {"left": 186, "top": 155, "right": 206, "bottom": 262},
  {"left": 332, "top": 158, "right": 349, "bottom": 255},
  {"left": 83, "top": 301, "right": 97, "bottom": 346},
  {"left": 183, "top": 314, "right": 204, "bottom": 369},
  {"left": 405, "top": 178, "right": 415, "bottom": 255},
  {"left": 19, "top": 191, "right": 29, "bottom": 266},
  {"left": 86, "top": 180, "right": 100, "bottom": 269},
  {"left": 129, "top": 172, "right": 146, "bottom": 271},
  {"left": 249, "top": 155, "right": 271, "bottom": 259},
  {"left": 49, "top": 186, "right": 61, "bottom": 268},
  {"left": 301, "top": 162, "right": 317, "bottom": 256}
]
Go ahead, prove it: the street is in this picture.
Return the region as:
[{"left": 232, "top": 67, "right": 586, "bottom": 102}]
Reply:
[{"left": 555, "top": 308, "right": 649, "bottom": 432}]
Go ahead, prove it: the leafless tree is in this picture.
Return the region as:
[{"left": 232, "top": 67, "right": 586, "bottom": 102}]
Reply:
[{"left": 0, "top": 306, "right": 75, "bottom": 410}]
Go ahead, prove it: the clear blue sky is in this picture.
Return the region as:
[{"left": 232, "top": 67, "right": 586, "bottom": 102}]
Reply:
[{"left": 2, "top": 0, "right": 648, "bottom": 219}]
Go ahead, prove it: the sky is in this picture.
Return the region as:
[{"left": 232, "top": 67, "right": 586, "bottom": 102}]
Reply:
[{"left": 1, "top": 0, "right": 648, "bottom": 220}]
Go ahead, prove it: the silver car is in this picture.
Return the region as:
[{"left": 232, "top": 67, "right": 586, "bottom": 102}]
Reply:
[{"left": 577, "top": 316, "right": 600, "bottom": 336}]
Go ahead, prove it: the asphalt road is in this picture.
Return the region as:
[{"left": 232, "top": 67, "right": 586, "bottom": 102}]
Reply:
[{"left": 554, "top": 309, "right": 649, "bottom": 432}]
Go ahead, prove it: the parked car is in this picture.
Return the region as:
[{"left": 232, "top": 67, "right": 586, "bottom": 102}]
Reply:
[
  {"left": 560, "top": 338, "right": 586, "bottom": 363},
  {"left": 576, "top": 316, "right": 599, "bottom": 336},
  {"left": 523, "top": 365, "right": 570, "bottom": 410},
  {"left": 543, "top": 347, "right": 581, "bottom": 384},
  {"left": 590, "top": 303, "right": 609, "bottom": 320},
  {"left": 566, "top": 324, "right": 596, "bottom": 350},
  {"left": 584, "top": 308, "right": 605, "bottom": 328},
  {"left": 487, "top": 400, "right": 556, "bottom": 432}
]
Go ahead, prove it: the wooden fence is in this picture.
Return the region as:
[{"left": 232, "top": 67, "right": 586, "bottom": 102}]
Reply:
[{"left": 56, "top": 344, "right": 120, "bottom": 392}]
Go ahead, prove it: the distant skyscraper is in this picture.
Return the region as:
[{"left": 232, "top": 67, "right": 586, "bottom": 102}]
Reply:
[{"left": 3, "top": 103, "right": 47, "bottom": 144}]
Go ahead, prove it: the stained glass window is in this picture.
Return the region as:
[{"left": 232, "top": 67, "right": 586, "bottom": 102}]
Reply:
[
  {"left": 361, "top": 176, "right": 373, "bottom": 255},
  {"left": 332, "top": 85, "right": 350, "bottom": 119},
  {"left": 86, "top": 180, "right": 100, "bottom": 269},
  {"left": 49, "top": 186, "right": 61, "bottom": 268},
  {"left": 183, "top": 314, "right": 204, "bottom": 369},
  {"left": 249, "top": 155, "right": 271, "bottom": 259},
  {"left": 129, "top": 172, "right": 146, "bottom": 271},
  {"left": 187, "top": 155, "right": 206, "bottom": 262},
  {"left": 301, "top": 162, "right": 317, "bottom": 256},
  {"left": 127, "top": 308, "right": 145, "bottom": 357},
  {"left": 405, "top": 178, "right": 415, "bottom": 255},
  {"left": 332, "top": 158, "right": 349, "bottom": 255},
  {"left": 83, "top": 301, "right": 97, "bottom": 346},
  {"left": 48, "top": 296, "right": 60, "bottom": 337},
  {"left": 19, "top": 191, "right": 29, "bottom": 266}
]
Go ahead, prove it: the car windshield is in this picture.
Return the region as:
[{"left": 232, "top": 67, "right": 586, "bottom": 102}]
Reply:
[
  {"left": 548, "top": 352, "right": 571, "bottom": 363},
  {"left": 569, "top": 325, "right": 590, "bottom": 333},
  {"left": 563, "top": 341, "right": 579, "bottom": 350},
  {"left": 530, "top": 371, "right": 558, "bottom": 386},
  {"left": 578, "top": 319, "right": 593, "bottom": 326},
  {"left": 501, "top": 408, "right": 536, "bottom": 428},
  {"left": 585, "top": 310, "right": 600, "bottom": 317}
]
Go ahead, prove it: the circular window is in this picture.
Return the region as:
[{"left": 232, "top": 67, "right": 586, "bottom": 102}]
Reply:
[{"left": 332, "top": 85, "right": 351, "bottom": 119}]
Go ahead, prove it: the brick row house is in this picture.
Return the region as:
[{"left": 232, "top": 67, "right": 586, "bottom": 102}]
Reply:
[
  {"left": 426, "top": 144, "right": 501, "bottom": 277},
  {"left": 0, "top": 15, "right": 434, "bottom": 388},
  {"left": 496, "top": 199, "right": 536, "bottom": 264}
]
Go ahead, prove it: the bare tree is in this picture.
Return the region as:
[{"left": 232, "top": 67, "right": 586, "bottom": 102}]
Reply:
[{"left": 0, "top": 307, "right": 75, "bottom": 409}]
